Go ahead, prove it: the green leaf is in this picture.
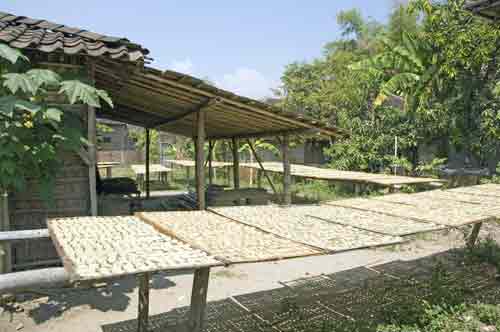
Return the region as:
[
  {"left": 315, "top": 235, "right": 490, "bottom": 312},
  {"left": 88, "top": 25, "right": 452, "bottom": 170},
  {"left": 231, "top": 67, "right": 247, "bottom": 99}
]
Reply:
[
  {"left": 96, "top": 89, "right": 114, "bottom": 108},
  {"left": 27, "top": 69, "right": 61, "bottom": 91},
  {"left": 14, "top": 100, "right": 42, "bottom": 115},
  {"left": 44, "top": 108, "right": 63, "bottom": 122},
  {"left": 59, "top": 80, "right": 113, "bottom": 108},
  {"left": 0, "top": 44, "right": 28, "bottom": 64},
  {"left": 0, "top": 96, "right": 41, "bottom": 116},
  {"left": 2, "top": 73, "right": 37, "bottom": 94}
]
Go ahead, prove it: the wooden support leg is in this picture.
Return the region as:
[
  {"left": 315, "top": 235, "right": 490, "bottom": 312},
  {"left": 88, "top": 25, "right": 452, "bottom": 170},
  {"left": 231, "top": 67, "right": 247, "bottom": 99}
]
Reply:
[
  {"left": 0, "top": 191, "right": 11, "bottom": 273},
  {"left": 354, "top": 183, "right": 361, "bottom": 195},
  {"left": 467, "top": 222, "right": 483, "bottom": 249},
  {"left": 137, "top": 272, "right": 150, "bottom": 332},
  {"left": 145, "top": 129, "right": 151, "bottom": 199},
  {"left": 281, "top": 135, "right": 291, "bottom": 206},
  {"left": 189, "top": 267, "right": 210, "bottom": 332},
  {"left": 232, "top": 138, "right": 240, "bottom": 189}
]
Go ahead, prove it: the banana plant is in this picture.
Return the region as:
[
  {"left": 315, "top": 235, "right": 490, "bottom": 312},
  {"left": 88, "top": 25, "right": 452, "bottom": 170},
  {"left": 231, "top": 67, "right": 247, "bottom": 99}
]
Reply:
[{"left": 350, "top": 32, "right": 440, "bottom": 113}]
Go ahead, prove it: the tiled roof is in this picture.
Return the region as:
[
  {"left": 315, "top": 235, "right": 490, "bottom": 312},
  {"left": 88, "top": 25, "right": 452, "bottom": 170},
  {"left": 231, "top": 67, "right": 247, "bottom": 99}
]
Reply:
[
  {"left": 0, "top": 12, "right": 149, "bottom": 62},
  {"left": 466, "top": 0, "right": 500, "bottom": 20}
]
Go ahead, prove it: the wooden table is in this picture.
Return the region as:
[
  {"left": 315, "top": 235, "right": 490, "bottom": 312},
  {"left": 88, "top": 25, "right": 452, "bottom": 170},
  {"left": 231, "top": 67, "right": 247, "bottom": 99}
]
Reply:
[
  {"left": 97, "top": 161, "right": 120, "bottom": 178},
  {"left": 131, "top": 164, "right": 172, "bottom": 188},
  {"left": 46, "top": 184, "right": 499, "bottom": 332}
]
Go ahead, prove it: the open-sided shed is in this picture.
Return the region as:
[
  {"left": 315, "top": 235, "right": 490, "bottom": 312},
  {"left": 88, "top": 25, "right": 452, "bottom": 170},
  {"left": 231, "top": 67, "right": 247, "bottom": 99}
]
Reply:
[{"left": 0, "top": 11, "right": 339, "bottom": 268}]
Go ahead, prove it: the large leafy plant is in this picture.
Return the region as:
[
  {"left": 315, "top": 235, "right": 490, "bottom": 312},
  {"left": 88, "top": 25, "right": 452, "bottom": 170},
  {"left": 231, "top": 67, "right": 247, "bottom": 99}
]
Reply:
[{"left": 0, "top": 44, "right": 113, "bottom": 202}]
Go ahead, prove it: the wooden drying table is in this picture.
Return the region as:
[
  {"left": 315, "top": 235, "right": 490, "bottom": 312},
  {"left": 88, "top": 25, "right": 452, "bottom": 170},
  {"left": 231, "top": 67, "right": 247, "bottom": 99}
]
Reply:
[
  {"left": 241, "top": 162, "right": 446, "bottom": 192},
  {"left": 46, "top": 184, "right": 499, "bottom": 332}
]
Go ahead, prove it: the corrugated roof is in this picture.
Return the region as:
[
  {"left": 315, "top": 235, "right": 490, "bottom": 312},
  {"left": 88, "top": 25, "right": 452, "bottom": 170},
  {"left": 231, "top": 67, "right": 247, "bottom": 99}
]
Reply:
[{"left": 0, "top": 11, "right": 149, "bottom": 62}]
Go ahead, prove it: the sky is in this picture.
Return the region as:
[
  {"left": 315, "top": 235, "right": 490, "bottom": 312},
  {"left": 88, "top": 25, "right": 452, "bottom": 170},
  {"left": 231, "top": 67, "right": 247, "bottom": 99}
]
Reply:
[{"left": 3, "top": 1, "right": 395, "bottom": 99}]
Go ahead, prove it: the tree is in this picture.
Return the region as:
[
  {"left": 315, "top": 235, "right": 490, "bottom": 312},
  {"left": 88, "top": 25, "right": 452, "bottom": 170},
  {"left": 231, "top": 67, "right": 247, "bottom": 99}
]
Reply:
[
  {"left": 0, "top": 45, "right": 113, "bottom": 202},
  {"left": 129, "top": 128, "right": 160, "bottom": 163}
]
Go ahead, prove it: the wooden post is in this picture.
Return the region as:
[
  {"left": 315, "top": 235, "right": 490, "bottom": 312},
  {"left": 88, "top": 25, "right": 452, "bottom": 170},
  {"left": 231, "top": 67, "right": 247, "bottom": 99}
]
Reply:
[
  {"left": 232, "top": 138, "right": 240, "bottom": 189},
  {"left": 208, "top": 141, "right": 214, "bottom": 187},
  {"left": 0, "top": 191, "right": 11, "bottom": 273},
  {"left": 105, "top": 167, "right": 112, "bottom": 179},
  {"left": 257, "top": 169, "right": 262, "bottom": 188},
  {"left": 137, "top": 272, "right": 150, "bottom": 332},
  {"left": 282, "top": 135, "right": 292, "bottom": 206},
  {"left": 196, "top": 110, "right": 206, "bottom": 210},
  {"left": 88, "top": 106, "right": 98, "bottom": 216},
  {"left": 145, "top": 129, "right": 151, "bottom": 199},
  {"left": 467, "top": 222, "right": 483, "bottom": 248},
  {"left": 189, "top": 267, "right": 210, "bottom": 332}
]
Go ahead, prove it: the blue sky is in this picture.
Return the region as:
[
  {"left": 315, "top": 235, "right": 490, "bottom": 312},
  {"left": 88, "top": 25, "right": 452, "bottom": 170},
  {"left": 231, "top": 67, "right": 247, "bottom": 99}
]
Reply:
[{"left": 4, "top": 1, "right": 395, "bottom": 99}]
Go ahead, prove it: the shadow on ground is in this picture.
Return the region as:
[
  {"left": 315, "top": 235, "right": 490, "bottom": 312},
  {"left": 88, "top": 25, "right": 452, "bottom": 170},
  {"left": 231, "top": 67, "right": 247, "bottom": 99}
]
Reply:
[
  {"left": 101, "top": 248, "right": 500, "bottom": 332},
  {"left": 20, "top": 273, "right": 176, "bottom": 324}
]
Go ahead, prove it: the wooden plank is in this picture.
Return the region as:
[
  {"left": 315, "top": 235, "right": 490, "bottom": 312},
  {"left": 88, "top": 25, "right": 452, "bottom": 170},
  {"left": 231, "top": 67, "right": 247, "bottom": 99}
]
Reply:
[
  {"left": 145, "top": 129, "right": 151, "bottom": 199},
  {"left": 189, "top": 267, "right": 210, "bottom": 332},
  {"left": 282, "top": 135, "right": 292, "bottom": 205},
  {"left": 196, "top": 109, "right": 206, "bottom": 210},
  {"left": 137, "top": 272, "right": 150, "bottom": 332},
  {"left": 232, "top": 138, "right": 240, "bottom": 189}
]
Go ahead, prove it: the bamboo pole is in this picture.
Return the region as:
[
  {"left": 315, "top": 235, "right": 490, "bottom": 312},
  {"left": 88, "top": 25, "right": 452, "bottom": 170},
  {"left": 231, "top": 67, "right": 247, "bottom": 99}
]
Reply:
[
  {"left": 0, "top": 267, "right": 68, "bottom": 293},
  {"left": 196, "top": 110, "right": 206, "bottom": 210},
  {"left": 88, "top": 108, "right": 98, "bottom": 216},
  {"left": 232, "top": 138, "right": 240, "bottom": 189},
  {"left": 208, "top": 141, "right": 214, "bottom": 186},
  {"left": 246, "top": 139, "right": 279, "bottom": 197},
  {"left": 282, "top": 135, "right": 292, "bottom": 206},
  {"left": 0, "top": 192, "right": 11, "bottom": 273},
  {"left": 145, "top": 129, "right": 151, "bottom": 199},
  {"left": 88, "top": 63, "right": 98, "bottom": 216}
]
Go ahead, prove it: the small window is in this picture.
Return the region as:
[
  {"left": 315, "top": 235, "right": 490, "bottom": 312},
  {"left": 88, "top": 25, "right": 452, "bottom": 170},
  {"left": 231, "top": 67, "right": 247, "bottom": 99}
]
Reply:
[{"left": 102, "top": 137, "right": 112, "bottom": 143}]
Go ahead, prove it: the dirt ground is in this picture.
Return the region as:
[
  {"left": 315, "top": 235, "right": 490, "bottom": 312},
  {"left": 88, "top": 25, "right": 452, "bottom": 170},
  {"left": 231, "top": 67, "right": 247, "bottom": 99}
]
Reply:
[{"left": 0, "top": 222, "right": 498, "bottom": 332}]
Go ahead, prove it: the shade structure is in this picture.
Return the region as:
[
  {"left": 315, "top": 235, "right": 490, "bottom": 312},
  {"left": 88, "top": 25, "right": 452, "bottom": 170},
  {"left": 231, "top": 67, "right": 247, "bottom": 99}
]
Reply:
[
  {"left": 0, "top": 11, "right": 340, "bottom": 141},
  {"left": 93, "top": 61, "right": 340, "bottom": 139}
]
